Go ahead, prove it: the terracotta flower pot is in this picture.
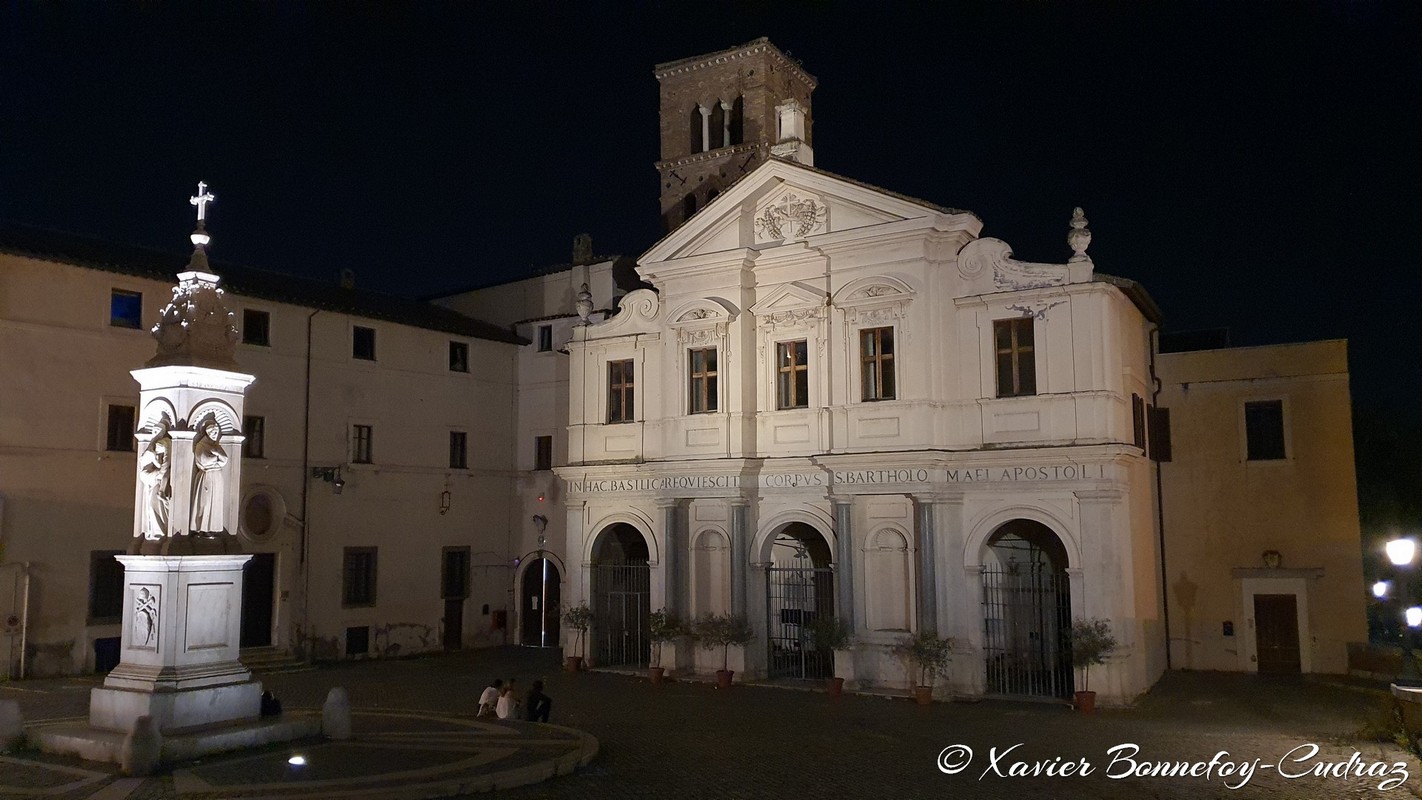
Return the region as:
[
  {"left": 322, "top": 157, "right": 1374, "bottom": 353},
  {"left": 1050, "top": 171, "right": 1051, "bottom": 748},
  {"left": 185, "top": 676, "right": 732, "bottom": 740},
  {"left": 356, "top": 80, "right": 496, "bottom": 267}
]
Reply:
[
  {"left": 826, "top": 677, "right": 845, "bottom": 696},
  {"left": 716, "top": 669, "right": 734, "bottom": 689},
  {"left": 564, "top": 656, "right": 583, "bottom": 673},
  {"left": 914, "top": 686, "right": 933, "bottom": 705},
  {"left": 1074, "top": 690, "right": 1097, "bottom": 714},
  {"left": 649, "top": 666, "right": 665, "bottom": 684}
]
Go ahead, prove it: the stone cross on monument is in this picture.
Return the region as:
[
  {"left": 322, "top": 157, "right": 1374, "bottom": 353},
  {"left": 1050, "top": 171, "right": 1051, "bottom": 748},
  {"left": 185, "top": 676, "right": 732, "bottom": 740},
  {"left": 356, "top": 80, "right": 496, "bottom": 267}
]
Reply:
[
  {"left": 189, "top": 181, "right": 215, "bottom": 222},
  {"left": 38, "top": 185, "right": 319, "bottom": 770}
]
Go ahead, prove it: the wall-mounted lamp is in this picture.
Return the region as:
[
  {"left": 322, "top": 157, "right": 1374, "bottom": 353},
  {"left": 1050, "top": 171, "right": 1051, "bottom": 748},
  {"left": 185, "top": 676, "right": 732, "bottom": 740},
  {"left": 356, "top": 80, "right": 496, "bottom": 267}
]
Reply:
[
  {"left": 312, "top": 466, "right": 345, "bottom": 494},
  {"left": 439, "top": 489, "right": 451, "bottom": 515}
]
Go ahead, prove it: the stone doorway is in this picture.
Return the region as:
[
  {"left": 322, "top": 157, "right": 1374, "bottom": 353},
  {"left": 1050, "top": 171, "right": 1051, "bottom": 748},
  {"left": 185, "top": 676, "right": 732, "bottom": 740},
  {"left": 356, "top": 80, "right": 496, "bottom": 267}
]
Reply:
[
  {"left": 766, "top": 522, "right": 834, "bottom": 681},
  {"left": 1254, "top": 594, "right": 1302, "bottom": 674},
  {"left": 521, "top": 557, "right": 562, "bottom": 648},
  {"left": 240, "top": 552, "right": 276, "bottom": 648},
  {"left": 980, "top": 519, "right": 1073, "bottom": 699},
  {"left": 590, "top": 524, "right": 650, "bottom": 667}
]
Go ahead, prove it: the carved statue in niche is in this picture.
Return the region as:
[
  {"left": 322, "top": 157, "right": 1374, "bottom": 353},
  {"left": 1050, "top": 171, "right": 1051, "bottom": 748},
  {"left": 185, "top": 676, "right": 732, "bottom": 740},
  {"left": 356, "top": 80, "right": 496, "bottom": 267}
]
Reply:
[
  {"left": 137, "top": 435, "right": 172, "bottom": 540},
  {"left": 190, "top": 415, "right": 230, "bottom": 533}
]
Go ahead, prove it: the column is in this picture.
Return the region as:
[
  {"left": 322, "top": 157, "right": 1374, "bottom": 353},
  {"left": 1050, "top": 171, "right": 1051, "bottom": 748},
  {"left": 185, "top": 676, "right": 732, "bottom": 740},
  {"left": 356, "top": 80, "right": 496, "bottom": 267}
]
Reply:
[
  {"left": 832, "top": 495, "right": 855, "bottom": 630},
  {"left": 721, "top": 100, "right": 733, "bottom": 147},
  {"left": 729, "top": 497, "right": 750, "bottom": 617},
  {"left": 913, "top": 495, "right": 938, "bottom": 636},
  {"left": 698, "top": 105, "right": 711, "bottom": 153},
  {"left": 657, "top": 498, "right": 685, "bottom": 615},
  {"left": 564, "top": 501, "right": 587, "bottom": 657}
]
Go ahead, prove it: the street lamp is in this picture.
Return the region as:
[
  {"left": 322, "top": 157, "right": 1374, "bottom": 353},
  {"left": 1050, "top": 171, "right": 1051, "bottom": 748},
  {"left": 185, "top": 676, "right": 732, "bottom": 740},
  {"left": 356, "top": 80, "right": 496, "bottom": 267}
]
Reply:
[{"left": 1385, "top": 537, "right": 1422, "bottom": 686}]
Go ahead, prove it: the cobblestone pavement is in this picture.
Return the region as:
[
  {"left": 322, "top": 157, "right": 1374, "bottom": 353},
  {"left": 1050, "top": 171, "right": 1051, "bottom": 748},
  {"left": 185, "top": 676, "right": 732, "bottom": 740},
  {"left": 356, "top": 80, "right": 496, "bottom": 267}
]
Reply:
[{"left": 2, "top": 648, "right": 1419, "bottom": 799}]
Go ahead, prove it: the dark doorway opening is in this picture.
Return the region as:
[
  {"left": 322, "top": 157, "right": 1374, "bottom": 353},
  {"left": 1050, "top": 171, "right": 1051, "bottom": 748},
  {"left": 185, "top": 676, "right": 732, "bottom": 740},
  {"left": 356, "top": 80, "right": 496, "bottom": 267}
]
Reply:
[
  {"left": 591, "top": 524, "right": 650, "bottom": 667},
  {"left": 766, "top": 522, "right": 835, "bottom": 680},
  {"left": 521, "top": 557, "right": 562, "bottom": 647},
  {"left": 240, "top": 552, "right": 276, "bottom": 648},
  {"left": 981, "top": 520, "right": 1073, "bottom": 699},
  {"left": 1254, "top": 594, "right": 1302, "bottom": 675},
  {"left": 443, "top": 547, "right": 471, "bottom": 650}
]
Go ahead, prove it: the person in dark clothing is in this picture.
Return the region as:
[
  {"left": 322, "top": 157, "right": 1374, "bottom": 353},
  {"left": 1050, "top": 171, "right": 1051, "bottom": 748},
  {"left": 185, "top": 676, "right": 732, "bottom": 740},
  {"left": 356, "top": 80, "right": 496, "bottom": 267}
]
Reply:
[{"left": 524, "top": 680, "right": 551, "bottom": 722}]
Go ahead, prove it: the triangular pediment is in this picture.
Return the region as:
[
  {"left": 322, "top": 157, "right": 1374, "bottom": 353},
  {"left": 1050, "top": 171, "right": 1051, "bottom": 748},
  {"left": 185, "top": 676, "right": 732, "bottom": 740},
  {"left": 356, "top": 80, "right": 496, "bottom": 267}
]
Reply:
[
  {"left": 640, "top": 159, "right": 967, "bottom": 265},
  {"left": 749, "top": 282, "right": 825, "bottom": 316}
]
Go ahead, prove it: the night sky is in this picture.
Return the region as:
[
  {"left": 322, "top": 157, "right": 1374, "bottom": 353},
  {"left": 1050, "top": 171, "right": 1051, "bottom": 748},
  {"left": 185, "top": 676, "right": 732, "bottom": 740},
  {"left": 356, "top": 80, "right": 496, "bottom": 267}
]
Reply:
[{"left": 3, "top": 2, "right": 1420, "bottom": 418}]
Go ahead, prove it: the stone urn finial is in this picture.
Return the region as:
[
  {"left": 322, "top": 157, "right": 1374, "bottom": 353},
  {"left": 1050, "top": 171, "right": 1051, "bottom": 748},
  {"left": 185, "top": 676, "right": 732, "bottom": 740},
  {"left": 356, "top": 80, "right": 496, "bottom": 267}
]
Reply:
[
  {"left": 575, "top": 283, "right": 594, "bottom": 326},
  {"left": 1068, "top": 207, "right": 1092, "bottom": 263}
]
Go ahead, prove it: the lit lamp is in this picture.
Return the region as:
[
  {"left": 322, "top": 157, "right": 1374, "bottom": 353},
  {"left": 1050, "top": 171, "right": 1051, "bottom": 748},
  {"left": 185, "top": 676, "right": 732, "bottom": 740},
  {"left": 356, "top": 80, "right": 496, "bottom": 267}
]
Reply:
[{"left": 1384, "top": 537, "right": 1422, "bottom": 686}]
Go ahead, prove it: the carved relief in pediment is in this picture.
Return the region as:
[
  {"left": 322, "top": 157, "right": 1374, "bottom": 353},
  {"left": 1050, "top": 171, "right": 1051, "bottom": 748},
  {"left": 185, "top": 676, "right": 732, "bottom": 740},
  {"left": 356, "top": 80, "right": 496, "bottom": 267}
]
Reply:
[
  {"left": 834, "top": 276, "right": 916, "bottom": 325},
  {"left": 753, "top": 186, "right": 829, "bottom": 244}
]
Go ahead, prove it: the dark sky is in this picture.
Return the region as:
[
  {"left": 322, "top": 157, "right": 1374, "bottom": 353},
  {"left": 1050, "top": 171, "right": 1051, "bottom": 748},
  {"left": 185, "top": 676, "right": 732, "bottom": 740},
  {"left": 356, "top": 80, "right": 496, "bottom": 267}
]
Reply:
[{"left": 3, "top": 2, "right": 1420, "bottom": 416}]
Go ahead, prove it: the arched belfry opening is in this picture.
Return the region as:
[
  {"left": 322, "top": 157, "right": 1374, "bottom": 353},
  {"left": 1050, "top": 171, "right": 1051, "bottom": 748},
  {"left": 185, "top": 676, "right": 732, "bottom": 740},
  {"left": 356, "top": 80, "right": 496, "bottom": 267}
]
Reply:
[
  {"left": 590, "top": 523, "right": 651, "bottom": 666},
  {"left": 981, "top": 519, "right": 1073, "bottom": 699},
  {"left": 766, "top": 522, "right": 834, "bottom": 680}
]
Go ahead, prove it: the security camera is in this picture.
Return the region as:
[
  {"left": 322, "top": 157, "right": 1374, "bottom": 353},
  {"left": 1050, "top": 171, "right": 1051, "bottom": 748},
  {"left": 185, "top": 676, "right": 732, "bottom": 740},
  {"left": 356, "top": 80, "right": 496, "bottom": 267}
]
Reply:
[{"left": 333, "top": 476, "right": 345, "bottom": 494}]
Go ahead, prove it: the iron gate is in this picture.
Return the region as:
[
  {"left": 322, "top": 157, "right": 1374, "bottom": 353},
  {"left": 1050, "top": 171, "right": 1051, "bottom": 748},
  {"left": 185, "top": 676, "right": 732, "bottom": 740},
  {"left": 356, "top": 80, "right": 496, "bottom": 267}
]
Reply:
[
  {"left": 591, "top": 562, "right": 649, "bottom": 667},
  {"left": 981, "top": 562, "right": 1073, "bottom": 698},
  {"left": 766, "top": 566, "right": 834, "bottom": 680}
]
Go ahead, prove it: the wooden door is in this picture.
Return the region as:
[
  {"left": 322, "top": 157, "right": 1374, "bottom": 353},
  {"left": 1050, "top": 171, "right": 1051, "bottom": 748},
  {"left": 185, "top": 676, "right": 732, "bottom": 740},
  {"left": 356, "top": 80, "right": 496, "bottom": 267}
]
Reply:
[
  {"left": 1254, "top": 594, "right": 1301, "bottom": 674},
  {"left": 442, "top": 548, "right": 470, "bottom": 650}
]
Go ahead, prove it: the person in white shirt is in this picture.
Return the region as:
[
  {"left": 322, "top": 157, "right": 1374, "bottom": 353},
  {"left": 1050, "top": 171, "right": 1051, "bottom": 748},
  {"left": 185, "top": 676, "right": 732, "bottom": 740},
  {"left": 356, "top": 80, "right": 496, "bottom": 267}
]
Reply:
[
  {"left": 478, "top": 679, "right": 502, "bottom": 717},
  {"left": 496, "top": 679, "right": 520, "bottom": 720}
]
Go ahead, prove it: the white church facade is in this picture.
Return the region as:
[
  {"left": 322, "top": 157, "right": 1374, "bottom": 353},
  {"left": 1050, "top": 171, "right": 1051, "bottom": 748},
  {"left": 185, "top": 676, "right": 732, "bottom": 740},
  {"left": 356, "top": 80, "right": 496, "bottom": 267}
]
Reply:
[{"left": 0, "top": 38, "right": 1365, "bottom": 703}]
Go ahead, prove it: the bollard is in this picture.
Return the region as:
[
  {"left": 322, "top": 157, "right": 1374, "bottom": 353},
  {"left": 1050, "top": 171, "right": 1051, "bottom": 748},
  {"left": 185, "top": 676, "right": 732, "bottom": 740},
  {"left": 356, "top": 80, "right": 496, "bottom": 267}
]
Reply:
[
  {"left": 121, "top": 715, "right": 162, "bottom": 777},
  {"left": 322, "top": 687, "right": 352, "bottom": 740}
]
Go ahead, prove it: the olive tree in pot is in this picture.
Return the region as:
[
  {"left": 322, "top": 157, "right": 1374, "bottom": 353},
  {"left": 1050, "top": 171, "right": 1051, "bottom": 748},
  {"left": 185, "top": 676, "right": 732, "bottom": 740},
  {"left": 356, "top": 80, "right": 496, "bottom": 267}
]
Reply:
[
  {"left": 1069, "top": 617, "right": 1117, "bottom": 714},
  {"left": 648, "top": 608, "right": 685, "bottom": 684},
  {"left": 895, "top": 631, "right": 954, "bottom": 705},
  {"left": 809, "top": 616, "right": 853, "bottom": 696},
  {"left": 562, "top": 602, "right": 594, "bottom": 673},
  {"left": 692, "top": 612, "right": 755, "bottom": 689}
]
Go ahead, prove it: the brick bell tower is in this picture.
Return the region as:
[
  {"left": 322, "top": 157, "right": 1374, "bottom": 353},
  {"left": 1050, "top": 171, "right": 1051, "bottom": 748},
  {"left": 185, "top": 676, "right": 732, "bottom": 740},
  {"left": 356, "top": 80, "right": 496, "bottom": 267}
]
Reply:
[{"left": 654, "top": 38, "right": 817, "bottom": 232}]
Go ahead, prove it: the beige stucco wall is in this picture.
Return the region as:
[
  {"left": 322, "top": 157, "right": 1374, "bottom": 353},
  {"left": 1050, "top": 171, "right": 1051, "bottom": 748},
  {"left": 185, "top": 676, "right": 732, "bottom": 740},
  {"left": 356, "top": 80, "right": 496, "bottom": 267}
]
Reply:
[{"left": 1158, "top": 340, "right": 1366, "bottom": 674}]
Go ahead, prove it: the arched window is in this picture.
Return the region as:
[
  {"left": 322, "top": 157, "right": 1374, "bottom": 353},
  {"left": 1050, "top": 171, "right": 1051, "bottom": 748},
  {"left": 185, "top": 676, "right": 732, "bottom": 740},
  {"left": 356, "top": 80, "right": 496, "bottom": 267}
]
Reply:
[
  {"left": 866, "top": 528, "right": 912, "bottom": 631},
  {"left": 730, "top": 96, "right": 745, "bottom": 145},
  {"left": 682, "top": 193, "right": 698, "bottom": 222},
  {"left": 692, "top": 529, "right": 731, "bottom": 616},
  {"left": 689, "top": 105, "right": 704, "bottom": 153},
  {"left": 706, "top": 188, "right": 719, "bottom": 203},
  {"left": 709, "top": 102, "right": 725, "bottom": 149}
]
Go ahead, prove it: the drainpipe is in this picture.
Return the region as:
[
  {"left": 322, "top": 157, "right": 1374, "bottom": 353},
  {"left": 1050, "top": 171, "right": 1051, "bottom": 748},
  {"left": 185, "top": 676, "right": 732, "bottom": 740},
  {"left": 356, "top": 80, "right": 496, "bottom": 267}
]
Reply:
[
  {"left": 299, "top": 310, "right": 319, "bottom": 659},
  {"left": 1149, "top": 325, "right": 1172, "bottom": 670}
]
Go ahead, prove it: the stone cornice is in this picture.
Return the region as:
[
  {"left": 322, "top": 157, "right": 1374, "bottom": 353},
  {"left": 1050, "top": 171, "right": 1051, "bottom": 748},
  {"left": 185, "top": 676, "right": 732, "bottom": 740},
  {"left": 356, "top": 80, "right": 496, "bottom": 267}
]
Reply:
[
  {"left": 656, "top": 143, "right": 763, "bottom": 172},
  {"left": 654, "top": 38, "right": 818, "bottom": 90}
]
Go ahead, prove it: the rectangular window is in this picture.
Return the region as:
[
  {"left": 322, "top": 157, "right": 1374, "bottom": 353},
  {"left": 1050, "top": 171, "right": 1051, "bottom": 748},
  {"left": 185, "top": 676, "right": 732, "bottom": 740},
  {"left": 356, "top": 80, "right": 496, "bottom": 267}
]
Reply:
[
  {"left": 608, "top": 359, "right": 635, "bottom": 423},
  {"left": 352, "top": 424, "right": 374, "bottom": 464},
  {"left": 1132, "top": 394, "right": 1147, "bottom": 450},
  {"left": 993, "top": 318, "right": 1036, "bottom": 397},
  {"left": 1148, "top": 405, "right": 1173, "bottom": 463},
  {"left": 537, "top": 325, "right": 554, "bottom": 352},
  {"left": 105, "top": 404, "right": 136, "bottom": 452},
  {"left": 242, "top": 309, "right": 271, "bottom": 346},
  {"left": 448, "top": 341, "right": 469, "bottom": 372},
  {"left": 776, "top": 340, "right": 809, "bottom": 409},
  {"left": 534, "top": 435, "right": 553, "bottom": 471},
  {"left": 352, "top": 326, "right": 376, "bottom": 361},
  {"left": 243, "top": 415, "right": 266, "bottom": 459},
  {"left": 88, "top": 550, "right": 125, "bottom": 623},
  {"left": 449, "top": 431, "right": 468, "bottom": 469},
  {"left": 688, "top": 347, "right": 719, "bottom": 413},
  {"left": 860, "top": 327, "right": 896, "bottom": 401},
  {"left": 1245, "top": 400, "right": 1286, "bottom": 461},
  {"left": 110, "top": 289, "right": 142, "bottom": 329},
  {"left": 343, "top": 547, "right": 378, "bottom": 607}
]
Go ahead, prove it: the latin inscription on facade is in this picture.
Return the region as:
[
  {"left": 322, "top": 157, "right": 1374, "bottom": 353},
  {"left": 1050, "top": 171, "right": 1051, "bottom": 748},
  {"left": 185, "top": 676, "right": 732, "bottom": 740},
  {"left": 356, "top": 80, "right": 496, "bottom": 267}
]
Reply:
[{"left": 566, "top": 464, "right": 1104, "bottom": 493}]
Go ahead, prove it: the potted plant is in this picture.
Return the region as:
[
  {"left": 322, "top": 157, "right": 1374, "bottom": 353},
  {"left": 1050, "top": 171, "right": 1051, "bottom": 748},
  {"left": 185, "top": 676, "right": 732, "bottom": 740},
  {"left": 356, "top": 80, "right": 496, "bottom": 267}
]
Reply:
[
  {"left": 809, "top": 615, "right": 853, "bottom": 696},
  {"left": 648, "top": 608, "right": 685, "bottom": 684},
  {"left": 895, "top": 631, "right": 954, "bottom": 705},
  {"left": 562, "top": 602, "right": 594, "bottom": 673},
  {"left": 692, "top": 612, "right": 755, "bottom": 689},
  {"left": 1069, "top": 617, "right": 1117, "bottom": 714}
]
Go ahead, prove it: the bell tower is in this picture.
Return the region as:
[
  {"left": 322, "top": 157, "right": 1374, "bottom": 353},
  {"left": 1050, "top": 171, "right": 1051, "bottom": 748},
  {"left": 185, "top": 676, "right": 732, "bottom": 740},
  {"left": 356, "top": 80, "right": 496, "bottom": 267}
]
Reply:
[{"left": 654, "top": 38, "right": 817, "bottom": 232}]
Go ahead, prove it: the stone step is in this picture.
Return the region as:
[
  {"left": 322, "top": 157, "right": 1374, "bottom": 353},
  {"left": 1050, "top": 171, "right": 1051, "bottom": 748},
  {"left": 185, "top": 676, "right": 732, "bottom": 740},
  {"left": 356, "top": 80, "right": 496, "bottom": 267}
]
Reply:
[{"left": 238, "top": 647, "right": 314, "bottom": 674}]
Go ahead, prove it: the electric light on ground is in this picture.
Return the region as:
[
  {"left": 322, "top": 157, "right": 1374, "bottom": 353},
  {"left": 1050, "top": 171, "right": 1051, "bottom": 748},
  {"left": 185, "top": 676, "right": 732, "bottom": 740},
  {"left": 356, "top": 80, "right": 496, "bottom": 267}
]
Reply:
[
  {"left": 1387, "top": 538, "right": 1416, "bottom": 566},
  {"left": 1375, "top": 581, "right": 1391, "bottom": 598},
  {"left": 288, "top": 755, "right": 307, "bottom": 766}
]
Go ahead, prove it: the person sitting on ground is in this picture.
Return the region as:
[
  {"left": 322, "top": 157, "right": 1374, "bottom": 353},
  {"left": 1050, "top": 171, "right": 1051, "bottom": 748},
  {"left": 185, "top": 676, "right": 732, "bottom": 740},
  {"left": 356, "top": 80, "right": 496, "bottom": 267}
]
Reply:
[
  {"left": 478, "top": 678, "right": 503, "bottom": 717},
  {"left": 260, "top": 690, "right": 282, "bottom": 717},
  {"left": 496, "top": 678, "right": 520, "bottom": 720},
  {"left": 524, "top": 680, "right": 551, "bottom": 723}
]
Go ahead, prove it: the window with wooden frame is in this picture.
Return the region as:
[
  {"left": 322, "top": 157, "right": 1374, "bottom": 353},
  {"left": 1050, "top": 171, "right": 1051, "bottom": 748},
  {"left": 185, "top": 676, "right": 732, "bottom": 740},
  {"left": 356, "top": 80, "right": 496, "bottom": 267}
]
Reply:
[
  {"left": 860, "top": 327, "right": 896, "bottom": 401},
  {"left": 776, "top": 340, "right": 810, "bottom": 409},
  {"left": 688, "top": 347, "right": 718, "bottom": 414},
  {"left": 342, "top": 547, "right": 378, "bottom": 607},
  {"left": 352, "top": 424, "right": 374, "bottom": 464},
  {"left": 449, "top": 431, "right": 468, "bottom": 469},
  {"left": 993, "top": 318, "right": 1036, "bottom": 398},
  {"left": 608, "top": 359, "right": 635, "bottom": 423}
]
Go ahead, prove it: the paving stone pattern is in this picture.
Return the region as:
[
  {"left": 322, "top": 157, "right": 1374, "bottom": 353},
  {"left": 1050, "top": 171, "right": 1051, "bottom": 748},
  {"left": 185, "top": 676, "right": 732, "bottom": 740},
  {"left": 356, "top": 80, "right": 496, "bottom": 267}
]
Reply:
[{"left": 2, "top": 648, "right": 1420, "bottom": 799}]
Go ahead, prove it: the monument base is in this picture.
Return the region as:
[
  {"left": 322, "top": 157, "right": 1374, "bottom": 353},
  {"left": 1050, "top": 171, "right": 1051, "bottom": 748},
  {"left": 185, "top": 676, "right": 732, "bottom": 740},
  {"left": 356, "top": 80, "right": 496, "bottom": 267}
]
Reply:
[
  {"left": 90, "top": 680, "right": 263, "bottom": 733},
  {"left": 32, "top": 713, "right": 322, "bottom": 765}
]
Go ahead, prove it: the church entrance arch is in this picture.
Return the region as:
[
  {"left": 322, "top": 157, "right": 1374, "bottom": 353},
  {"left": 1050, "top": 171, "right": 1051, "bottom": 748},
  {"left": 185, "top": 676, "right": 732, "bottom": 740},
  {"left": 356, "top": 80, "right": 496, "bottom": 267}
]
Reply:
[
  {"left": 590, "top": 523, "right": 651, "bottom": 667},
  {"left": 980, "top": 519, "right": 1073, "bottom": 699},
  {"left": 765, "top": 522, "right": 835, "bottom": 680}
]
